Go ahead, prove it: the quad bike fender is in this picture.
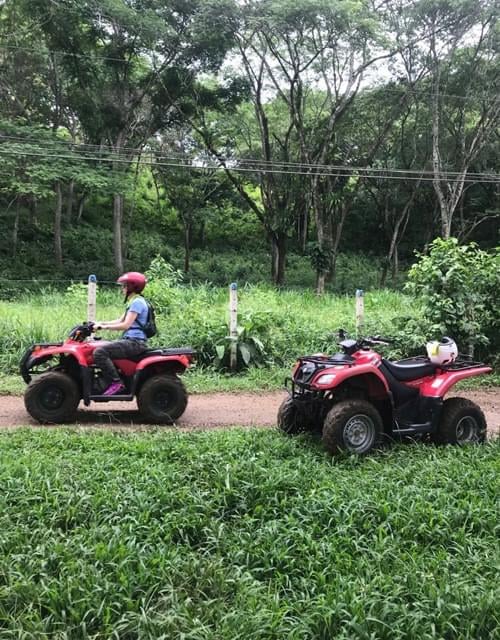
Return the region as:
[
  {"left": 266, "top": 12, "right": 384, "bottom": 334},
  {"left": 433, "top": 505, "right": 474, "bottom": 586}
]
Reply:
[
  {"left": 419, "top": 366, "right": 492, "bottom": 398},
  {"left": 311, "top": 363, "right": 390, "bottom": 396},
  {"left": 134, "top": 354, "right": 192, "bottom": 373},
  {"left": 127, "top": 355, "right": 191, "bottom": 397},
  {"left": 20, "top": 344, "right": 88, "bottom": 383}
]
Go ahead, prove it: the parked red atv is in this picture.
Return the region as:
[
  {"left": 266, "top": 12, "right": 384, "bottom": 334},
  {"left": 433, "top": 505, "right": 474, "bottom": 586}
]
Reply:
[
  {"left": 20, "top": 322, "right": 194, "bottom": 424},
  {"left": 278, "top": 332, "right": 491, "bottom": 455}
]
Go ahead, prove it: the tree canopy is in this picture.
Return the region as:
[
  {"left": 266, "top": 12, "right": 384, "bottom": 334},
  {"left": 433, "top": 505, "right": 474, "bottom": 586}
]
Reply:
[{"left": 0, "top": 0, "right": 498, "bottom": 288}]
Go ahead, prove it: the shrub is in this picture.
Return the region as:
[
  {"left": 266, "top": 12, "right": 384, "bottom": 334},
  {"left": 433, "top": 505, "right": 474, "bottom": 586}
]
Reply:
[
  {"left": 214, "top": 310, "right": 279, "bottom": 370},
  {"left": 144, "top": 255, "right": 184, "bottom": 313},
  {"left": 403, "top": 238, "right": 500, "bottom": 358}
]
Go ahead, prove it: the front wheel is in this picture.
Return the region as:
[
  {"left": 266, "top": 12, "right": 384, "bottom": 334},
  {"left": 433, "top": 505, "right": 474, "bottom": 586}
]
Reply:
[
  {"left": 24, "top": 371, "right": 80, "bottom": 423},
  {"left": 137, "top": 375, "right": 188, "bottom": 424},
  {"left": 433, "top": 397, "right": 486, "bottom": 445},
  {"left": 322, "top": 399, "right": 383, "bottom": 455},
  {"left": 277, "top": 397, "right": 314, "bottom": 435}
]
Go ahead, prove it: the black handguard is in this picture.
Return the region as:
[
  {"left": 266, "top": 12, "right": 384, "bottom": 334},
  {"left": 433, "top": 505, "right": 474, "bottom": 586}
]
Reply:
[{"left": 68, "top": 322, "right": 94, "bottom": 341}]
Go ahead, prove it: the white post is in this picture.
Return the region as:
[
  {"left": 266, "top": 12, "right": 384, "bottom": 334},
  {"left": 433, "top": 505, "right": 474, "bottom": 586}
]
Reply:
[
  {"left": 355, "top": 289, "right": 364, "bottom": 337},
  {"left": 87, "top": 274, "right": 97, "bottom": 323},
  {"left": 229, "top": 282, "right": 238, "bottom": 370}
]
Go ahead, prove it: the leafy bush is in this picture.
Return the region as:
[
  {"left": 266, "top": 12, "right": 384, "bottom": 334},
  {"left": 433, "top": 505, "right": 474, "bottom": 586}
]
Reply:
[
  {"left": 144, "top": 255, "right": 184, "bottom": 313},
  {"left": 214, "top": 310, "right": 279, "bottom": 370},
  {"left": 64, "top": 281, "right": 90, "bottom": 304},
  {"left": 404, "top": 238, "right": 500, "bottom": 358}
]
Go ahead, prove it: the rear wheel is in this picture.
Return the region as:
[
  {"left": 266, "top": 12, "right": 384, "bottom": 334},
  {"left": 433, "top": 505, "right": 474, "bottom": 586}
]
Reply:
[
  {"left": 24, "top": 371, "right": 80, "bottom": 423},
  {"left": 137, "top": 375, "right": 188, "bottom": 424},
  {"left": 322, "top": 399, "right": 382, "bottom": 455},
  {"left": 433, "top": 397, "right": 486, "bottom": 445},
  {"left": 277, "top": 396, "right": 314, "bottom": 435}
]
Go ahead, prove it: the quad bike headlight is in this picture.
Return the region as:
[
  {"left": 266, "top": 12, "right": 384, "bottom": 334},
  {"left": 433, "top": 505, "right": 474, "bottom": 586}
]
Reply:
[{"left": 316, "top": 373, "right": 336, "bottom": 385}]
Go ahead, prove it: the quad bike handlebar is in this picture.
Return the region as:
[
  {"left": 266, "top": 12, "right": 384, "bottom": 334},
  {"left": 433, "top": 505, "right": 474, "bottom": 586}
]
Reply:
[
  {"left": 68, "top": 322, "right": 95, "bottom": 342},
  {"left": 337, "top": 329, "right": 393, "bottom": 353},
  {"left": 362, "top": 335, "right": 393, "bottom": 346}
]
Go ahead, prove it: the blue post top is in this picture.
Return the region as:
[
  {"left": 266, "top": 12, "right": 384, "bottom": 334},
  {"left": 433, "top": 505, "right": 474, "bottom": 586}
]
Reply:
[
  {"left": 356, "top": 289, "right": 364, "bottom": 297},
  {"left": 230, "top": 282, "right": 238, "bottom": 290},
  {"left": 88, "top": 274, "right": 97, "bottom": 283}
]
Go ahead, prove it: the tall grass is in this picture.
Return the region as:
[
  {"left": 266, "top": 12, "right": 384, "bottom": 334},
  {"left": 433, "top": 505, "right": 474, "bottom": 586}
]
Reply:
[
  {"left": 0, "top": 285, "right": 418, "bottom": 375},
  {"left": 0, "top": 428, "right": 498, "bottom": 638}
]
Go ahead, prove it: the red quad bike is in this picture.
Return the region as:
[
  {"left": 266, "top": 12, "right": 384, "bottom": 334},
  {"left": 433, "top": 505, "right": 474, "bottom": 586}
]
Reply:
[
  {"left": 20, "top": 322, "right": 195, "bottom": 424},
  {"left": 278, "top": 332, "right": 492, "bottom": 455}
]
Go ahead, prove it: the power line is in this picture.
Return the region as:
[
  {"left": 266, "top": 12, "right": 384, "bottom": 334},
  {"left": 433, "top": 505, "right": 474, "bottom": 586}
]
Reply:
[
  {"left": 0, "top": 277, "right": 119, "bottom": 283},
  {"left": 0, "top": 147, "right": 498, "bottom": 184},
  {"left": 0, "top": 134, "right": 498, "bottom": 181}
]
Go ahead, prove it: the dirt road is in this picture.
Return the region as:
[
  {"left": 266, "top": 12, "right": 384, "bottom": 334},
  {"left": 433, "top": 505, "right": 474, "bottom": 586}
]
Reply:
[{"left": 0, "top": 390, "right": 499, "bottom": 434}]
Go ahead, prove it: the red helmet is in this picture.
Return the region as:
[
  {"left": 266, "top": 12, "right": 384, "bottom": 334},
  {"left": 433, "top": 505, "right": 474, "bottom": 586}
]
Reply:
[{"left": 116, "top": 271, "right": 147, "bottom": 294}]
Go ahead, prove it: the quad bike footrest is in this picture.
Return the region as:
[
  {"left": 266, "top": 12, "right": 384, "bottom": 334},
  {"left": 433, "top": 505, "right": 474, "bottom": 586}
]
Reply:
[
  {"left": 90, "top": 394, "right": 135, "bottom": 402},
  {"left": 393, "top": 421, "right": 433, "bottom": 436}
]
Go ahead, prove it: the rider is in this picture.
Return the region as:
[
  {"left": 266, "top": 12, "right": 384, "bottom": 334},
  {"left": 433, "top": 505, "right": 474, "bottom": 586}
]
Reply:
[{"left": 93, "top": 271, "right": 149, "bottom": 395}]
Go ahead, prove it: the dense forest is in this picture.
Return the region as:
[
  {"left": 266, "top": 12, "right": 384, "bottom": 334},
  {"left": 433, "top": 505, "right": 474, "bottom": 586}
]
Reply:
[{"left": 0, "top": 0, "right": 498, "bottom": 291}]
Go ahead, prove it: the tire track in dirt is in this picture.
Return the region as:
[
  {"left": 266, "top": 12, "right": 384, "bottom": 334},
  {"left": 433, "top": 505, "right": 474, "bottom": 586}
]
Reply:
[{"left": 0, "top": 390, "right": 499, "bottom": 434}]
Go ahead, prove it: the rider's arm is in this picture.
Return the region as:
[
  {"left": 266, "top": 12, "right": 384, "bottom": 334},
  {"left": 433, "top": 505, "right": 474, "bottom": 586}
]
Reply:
[{"left": 95, "top": 310, "right": 138, "bottom": 332}]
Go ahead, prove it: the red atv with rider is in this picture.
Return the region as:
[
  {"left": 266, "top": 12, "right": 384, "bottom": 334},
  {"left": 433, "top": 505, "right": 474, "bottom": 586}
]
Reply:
[
  {"left": 20, "top": 322, "right": 194, "bottom": 424},
  {"left": 278, "top": 332, "right": 491, "bottom": 455}
]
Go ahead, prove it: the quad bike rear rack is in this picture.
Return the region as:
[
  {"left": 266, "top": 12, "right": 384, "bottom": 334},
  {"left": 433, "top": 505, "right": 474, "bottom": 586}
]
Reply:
[{"left": 440, "top": 358, "right": 488, "bottom": 371}]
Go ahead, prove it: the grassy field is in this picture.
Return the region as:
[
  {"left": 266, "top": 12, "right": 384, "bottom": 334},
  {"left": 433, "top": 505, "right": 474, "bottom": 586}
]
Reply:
[
  {"left": 1, "top": 284, "right": 498, "bottom": 395},
  {"left": 0, "top": 428, "right": 498, "bottom": 639}
]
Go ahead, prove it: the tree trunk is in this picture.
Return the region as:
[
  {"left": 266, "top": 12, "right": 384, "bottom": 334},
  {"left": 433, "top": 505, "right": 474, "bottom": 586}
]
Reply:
[
  {"left": 329, "top": 203, "right": 349, "bottom": 287},
  {"left": 184, "top": 222, "right": 191, "bottom": 273},
  {"left": 297, "top": 208, "right": 309, "bottom": 252},
  {"left": 66, "top": 179, "right": 75, "bottom": 223},
  {"left": 112, "top": 131, "right": 127, "bottom": 274},
  {"left": 316, "top": 272, "right": 327, "bottom": 296},
  {"left": 12, "top": 198, "right": 20, "bottom": 258},
  {"left": 54, "top": 182, "right": 63, "bottom": 266},
  {"left": 198, "top": 220, "right": 205, "bottom": 248},
  {"left": 392, "top": 246, "right": 399, "bottom": 282},
  {"left": 77, "top": 194, "right": 87, "bottom": 222},
  {"left": 271, "top": 231, "right": 287, "bottom": 286},
  {"left": 29, "top": 196, "right": 38, "bottom": 227},
  {"left": 113, "top": 193, "right": 124, "bottom": 274}
]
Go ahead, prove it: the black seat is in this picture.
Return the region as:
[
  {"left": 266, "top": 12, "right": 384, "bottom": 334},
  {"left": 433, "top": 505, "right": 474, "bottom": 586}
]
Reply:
[
  {"left": 382, "top": 358, "right": 437, "bottom": 382},
  {"left": 126, "top": 347, "right": 195, "bottom": 362}
]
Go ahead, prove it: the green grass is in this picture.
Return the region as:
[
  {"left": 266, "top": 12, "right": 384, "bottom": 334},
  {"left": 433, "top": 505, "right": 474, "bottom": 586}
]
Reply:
[
  {"left": 0, "top": 284, "right": 497, "bottom": 393},
  {"left": 0, "top": 429, "right": 499, "bottom": 638},
  {"left": 0, "top": 285, "right": 417, "bottom": 373}
]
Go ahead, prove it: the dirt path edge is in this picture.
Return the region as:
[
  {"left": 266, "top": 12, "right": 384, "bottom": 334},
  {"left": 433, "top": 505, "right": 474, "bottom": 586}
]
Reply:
[{"left": 0, "top": 390, "right": 498, "bottom": 434}]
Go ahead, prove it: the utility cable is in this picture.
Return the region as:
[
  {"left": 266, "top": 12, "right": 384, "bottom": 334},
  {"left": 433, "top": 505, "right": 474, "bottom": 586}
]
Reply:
[
  {"left": 0, "top": 147, "right": 498, "bottom": 183},
  {"left": 0, "top": 135, "right": 498, "bottom": 181}
]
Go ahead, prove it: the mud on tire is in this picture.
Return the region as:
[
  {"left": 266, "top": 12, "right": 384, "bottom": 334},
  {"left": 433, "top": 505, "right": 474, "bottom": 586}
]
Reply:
[
  {"left": 137, "top": 375, "right": 188, "bottom": 424},
  {"left": 24, "top": 371, "right": 80, "bottom": 424},
  {"left": 433, "top": 397, "right": 487, "bottom": 445},
  {"left": 322, "top": 399, "right": 383, "bottom": 455},
  {"left": 277, "top": 396, "right": 315, "bottom": 435}
]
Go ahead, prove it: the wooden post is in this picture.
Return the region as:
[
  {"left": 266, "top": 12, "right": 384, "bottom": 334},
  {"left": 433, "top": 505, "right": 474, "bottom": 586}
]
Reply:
[
  {"left": 87, "top": 274, "right": 97, "bottom": 323},
  {"left": 355, "top": 289, "right": 364, "bottom": 337},
  {"left": 229, "top": 282, "right": 238, "bottom": 370}
]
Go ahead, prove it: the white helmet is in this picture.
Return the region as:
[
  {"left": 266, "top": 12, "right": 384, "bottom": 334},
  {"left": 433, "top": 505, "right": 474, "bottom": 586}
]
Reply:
[{"left": 426, "top": 337, "right": 458, "bottom": 365}]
